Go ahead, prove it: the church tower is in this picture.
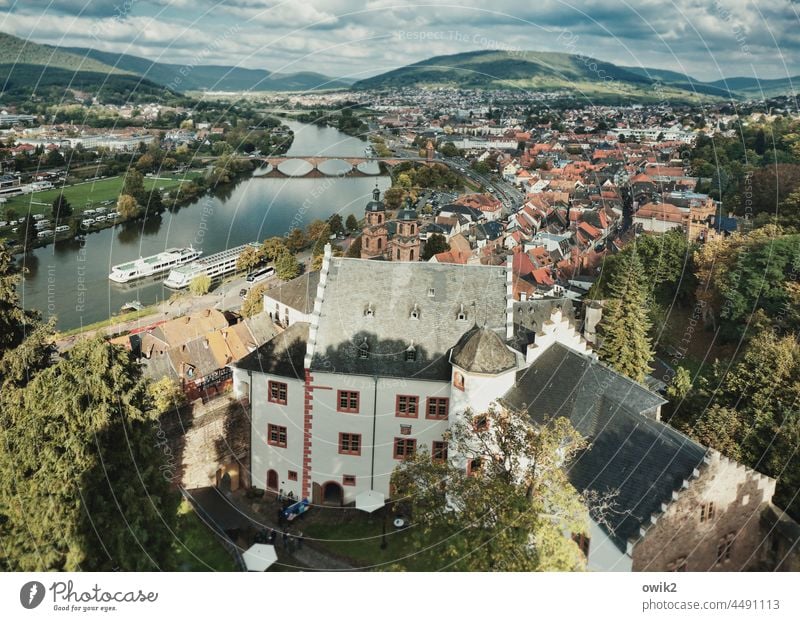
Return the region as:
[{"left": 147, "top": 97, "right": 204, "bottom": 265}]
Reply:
[
  {"left": 361, "top": 185, "right": 388, "bottom": 260},
  {"left": 391, "top": 204, "right": 420, "bottom": 262}
]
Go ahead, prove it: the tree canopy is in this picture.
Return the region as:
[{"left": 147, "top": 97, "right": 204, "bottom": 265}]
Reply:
[{"left": 391, "top": 405, "right": 589, "bottom": 571}]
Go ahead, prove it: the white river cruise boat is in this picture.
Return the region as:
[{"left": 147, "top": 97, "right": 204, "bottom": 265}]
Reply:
[
  {"left": 163, "top": 242, "right": 261, "bottom": 289},
  {"left": 108, "top": 247, "right": 202, "bottom": 283}
]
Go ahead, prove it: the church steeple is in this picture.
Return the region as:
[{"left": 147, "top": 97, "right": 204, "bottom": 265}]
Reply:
[{"left": 372, "top": 185, "right": 380, "bottom": 202}]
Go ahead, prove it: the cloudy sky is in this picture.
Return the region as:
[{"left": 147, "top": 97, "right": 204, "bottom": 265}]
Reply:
[{"left": 0, "top": 0, "right": 797, "bottom": 82}]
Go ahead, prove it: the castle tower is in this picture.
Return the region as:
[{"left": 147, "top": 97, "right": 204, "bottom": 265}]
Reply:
[
  {"left": 361, "top": 185, "right": 388, "bottom": 259},
  {"left": 390, "top": 207, "right": 420, "bottom": 261}
]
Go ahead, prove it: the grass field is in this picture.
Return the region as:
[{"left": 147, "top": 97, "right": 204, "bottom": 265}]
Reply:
[
  {"left": 304, "top": 513, "right": 444, "bottom": 571},
  {"left": 0, "top": 170, "right": 202, "bottom": 218}
]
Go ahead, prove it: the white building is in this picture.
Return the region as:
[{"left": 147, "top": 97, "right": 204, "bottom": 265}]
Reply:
[
  {"left": 231, "top": 247, "right": 788, "bottom": 571},
  {"left": 263, "top": 270, "right": 320, "bottom": 328}
]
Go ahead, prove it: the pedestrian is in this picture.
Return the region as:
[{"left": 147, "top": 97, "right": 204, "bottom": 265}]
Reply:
[
  {"left": 297, "top": 531, "right": 304, "bottom": 550},
  {"left": 277, "top": 488, "right": 284, "bottom": 504},
  {"left": 282, "top": 529, "right": 289, "bottom": 549}
]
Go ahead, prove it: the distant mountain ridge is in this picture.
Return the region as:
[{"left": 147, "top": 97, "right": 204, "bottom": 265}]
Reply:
[
  {"left": 353, "top": 49, "right": 799, "bottom": 100},
  {"left": 61, "top": 47, "right": 354, "bottom": 92}
]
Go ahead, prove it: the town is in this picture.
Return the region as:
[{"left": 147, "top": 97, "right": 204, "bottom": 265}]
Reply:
[{"left": 0, "top": 4, "right": 798, "bottom": 602}]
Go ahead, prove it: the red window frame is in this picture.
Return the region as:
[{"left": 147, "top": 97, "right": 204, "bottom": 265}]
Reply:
[
  {"left": 466, "top": 457, "right": 482, "bottom": 477},
  {"left": 342, "top": 475, "right": 356, "bottom": 486},
  {"left": 425, "top": 397, "right": 449, "bottom": 420},
  {"left": 393, "top": 437, "right": 417, "bottom": 460},
  {"left": 268, "top": 380, "right": 288, "bottom": 405},
  {"left": 288, "top": 470, "right": 298, "bottom": 481},
  {"left": 267, "top": 424, "right": 287, "bottom": 448},
  {"left": 395, "top": 394, "right": 419, "bottom": 418},
  {"left": 432, "top": 440, "right": 448, "bottom": 462},
  {"left": 473, "top": 414, "right": 489, "bottom": 432},
  {"left": 338, "top": 432, "right": 362, "bottom": 456},
  {"left": 337, "top": 390, "right": 360, "bottom": 413}
]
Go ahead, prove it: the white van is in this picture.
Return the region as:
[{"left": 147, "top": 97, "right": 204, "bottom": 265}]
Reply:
[
  {"left": 55, "top": 225, "right": 70, "bottom": 233},
  {"left": 37, "top": 230, "right": 54, "bottom": 238},
  {"left": 81, "top": 219, "right": 95, "bottom": 228}
]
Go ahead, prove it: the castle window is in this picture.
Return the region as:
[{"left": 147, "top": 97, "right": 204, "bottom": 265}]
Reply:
[
  {"left": 337, "top": 390, "right": 360, "bottom": 413},
  {"left": 432, "top": 441, "right": 448, "bottom": 462},
  {"left": 377, "top": 237, "right": 382, "bottom": 249},
  {"left": 474, "top": 414, "right": 489, "bottom": 432},
  {"left": 427, "top": 288, "right": 435, "bottom": 297},
  {"left": 396, "top": 395, "right": 419, "bottom": 418},
  {"left": 343, "top": 475, "right": 356, "bottom": 486},
  {"left": 393, "top": 438, "right": 417, "bottom": 460},
  {"left": 288, "top": 470, "right": 298, "bottom": 481},
  {"left": 410, "top": 304, "right": 420, "bottom": 320},
  {"left": 358, "top": 337, "right": 370, "bottom": 359},
  {"left": 400, "top": 424, "right": 412, "bottom": 436},
  {"left": 405, "top": 346, "right": 416, "bottom": 362},
  {"left": 268, "top": 381, "right": 288, "bottom": 405},
  {"left": 339, "top": 433, "right": 362, "bottom": 456},
  {"left": 457, "top": 304, "right": 467, "bottom": 321},
  {"left": 267, "top": 424, "right": 287, "bottom": 448},
  {"left": 364, "top": 303, "right": 374, "bottom": 318},
  {"left": 410, "top": 249, "right": 414, "bottom": 260},
  {"left": 426, "top": 397, "right": 449, "bottom": 420},
  {"left": 700, "top": 502, "right": 715, "bottom": 522},
  {"left": 467, "top": 457, "right": 482, "bottom": 477},
  {"left": 396, "top": 249, "right": 400, "bottom": 260}
]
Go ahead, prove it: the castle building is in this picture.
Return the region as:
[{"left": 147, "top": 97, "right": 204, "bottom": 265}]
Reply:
[
  {"left": 232, "top": 247, "right": 796, "bottom": 571},
  {"left": 360, "top": 186, "right": 420, "bottom": 261}
]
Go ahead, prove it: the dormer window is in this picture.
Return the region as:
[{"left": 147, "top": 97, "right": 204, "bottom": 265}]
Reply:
[
  {"left": 457, "top": 304, "right": 467, "bottom": 321},
  {"left": 358, "top": 337, "right": 370, "bottom": 359},
  {"left": 364, "top": 303, "right": 374, "bottom": 318},
  {"left": 405, "top": 345, "right": 416, "bottom": 362},
  {"left": 410, "top": 303, "right": 420, "bottom": 320},
  {"left": 427, "top": 288, "right": 435, "bottom": 297}
]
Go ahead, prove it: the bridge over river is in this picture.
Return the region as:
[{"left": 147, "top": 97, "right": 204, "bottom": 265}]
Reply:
[{"left": 255, "top": 155, "right": 431, "bottom": 178}]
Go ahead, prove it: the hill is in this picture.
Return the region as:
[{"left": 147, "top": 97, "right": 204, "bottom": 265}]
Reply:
[
  {"left": 0, "top": 32, "right": 179, "bottom": 103},
  {"left": 63, "top": 47, "right": 353, "bottom": 92},
  {"left": 353, "top": 49, "right": 798, "bottom": 101}
]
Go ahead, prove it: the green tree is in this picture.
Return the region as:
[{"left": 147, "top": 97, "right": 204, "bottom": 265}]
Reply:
[
  {"left": 51, "top": 194, "right": 73, "bottom": 222},
  {"left": 345, "top": 235, "right": 362, "bottom": 258},
  {"left": 680, "top": 404, "right": 743, "bottom": 461},
  {"left": 345, "top": 214, "right": 359, "bottom": 232},
  {"left": 241, "top": 283, "right": 269, "bottom": 317},
  {"left": 17, "top": 214, "right": 37, "bottom": 249},
  {"left": 421, "top": 233, "right": 450, "bottom": 261},
  {"left": 147, "top": 376, "right": 186, "bottom": 414},
  {"left": 122, "top": 169, "right": 146, "bottom": 203},
  {"left": 236, "top": 245, "right": 263, "bottom": 272},
  {"left": 597, "top": 250, "right": 654, "bottom": 382},
  {"left": 391, "top": 406, "right": 588, "bottom": 571},
  {"left": 261, "top": 237, "right": 287, "bottom": 261},
  {"left": 275, "top": 251, "right": 300, "bottom": 281},
  {"left": 327, "top": 213, "right": 344, "bottom": 236},
  {"left": 285, "top": 228, "right": 305, "bottom": 253},
  {"left": 0, "top": 338, "right": 179, "bottom": 570},
  {"left": 666, "top": 366, "right": 692, "bottom": 401},
  {"left": 439, "top": 141, "right": 459, "bottom": 157},
  {"left": 116, "top": 194, "right": 140, "bottom": 219},
  {"left": 189, "top": 273, "right": 212, "bottom": 295}
]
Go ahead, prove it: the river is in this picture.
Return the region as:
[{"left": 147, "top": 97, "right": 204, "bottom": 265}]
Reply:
[{"left": 17, "top": 120, "right": 388, "bottom": 330}]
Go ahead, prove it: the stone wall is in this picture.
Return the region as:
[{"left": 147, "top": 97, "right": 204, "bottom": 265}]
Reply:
[
  {"left": 161, "top": 396, "right": 250, "bottom": 491},
  {"left": 631, "top": 451, "right": 776, "bottom": 571}
]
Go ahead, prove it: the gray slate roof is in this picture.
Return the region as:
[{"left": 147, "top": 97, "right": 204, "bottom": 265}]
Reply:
[
  {"left": 310, "top": 258, "right": 508, "bottom": 380},
  {"left": 451, "top": 326, "right": 517, "bottom": 374},
  {"left": 235, "top": 322, "right": 308, "bottom": 379},
  {"left": 501, "top": 343, "right": 704, "bottom": 551},
  {"left": 264, "top": 270, "right": 320, "bottom": 315}
]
